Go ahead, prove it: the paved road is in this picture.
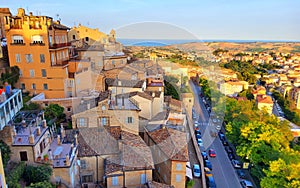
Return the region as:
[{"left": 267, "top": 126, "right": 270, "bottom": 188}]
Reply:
[{"left": 190, "top": 81, "right": 242, "bottom": 188}]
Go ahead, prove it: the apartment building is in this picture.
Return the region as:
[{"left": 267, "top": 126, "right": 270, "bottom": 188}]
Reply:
[{"left": 5, "top": 8, "right": 75, "bottom": 98}]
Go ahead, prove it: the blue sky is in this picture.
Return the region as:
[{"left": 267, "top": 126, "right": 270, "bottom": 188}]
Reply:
[{"left": 1, "top": 0, "right": 299, "bottom": 40}]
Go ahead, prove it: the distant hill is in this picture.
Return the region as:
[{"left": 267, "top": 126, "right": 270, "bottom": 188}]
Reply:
[{"left": 164, "top": 42, "right": 300, "bottom": 53}]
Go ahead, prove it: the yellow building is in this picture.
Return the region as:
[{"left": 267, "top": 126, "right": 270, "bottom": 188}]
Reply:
[
  {"left": 144, "top": 125, "right": 188, "bottom": 188},
  {"left": 256, "top": 95, "right": 274, "bottom": 114},
  {"left": 0, "top": 150, "right": 7, "bottom": 188},
  {"left": 0, "top": 8, "right": 11, "bottom": 38},
  {"left": 68, "top": 24, "right": 110, "bottom": 45},
  {"left": 5, "top": 8, "right": 75, "bottom": 98}
]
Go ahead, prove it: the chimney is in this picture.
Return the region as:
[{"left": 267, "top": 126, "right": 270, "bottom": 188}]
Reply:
[
  {"left": 65, "top": 154, "right": 70, "bottom": 166},
  {"left": 22, "top": 120, "right": 26, "bottom": 128},
  {"left": 57, "top": 135, "right": 61, "bottom": 145},
  {"left": 61, "top": 123, "right": 65, "bottom": 138},
  {"left": 29, "top": 134, "right": 34, "bottom": 144},
  {"left": 29, "top": 12, "right": 33, "bottom": 16},
  {"left": 43, "top": 120, "right": 47, "bottom": 128},
  {"left": 37, "top": 127, "right": 41, "bottom": 136},
  {"left": 74, "top": 134, "right": 78, "bottom": 146}
]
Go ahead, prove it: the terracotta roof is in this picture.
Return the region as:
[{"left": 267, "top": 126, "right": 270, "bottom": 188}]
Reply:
[
  {"left": 52, "top": 23, "right": 70, "bottom": 30},
  {"left": 0, "top": 8, "right": 11, "bottom": 14},
  {"left": 256, "top": 95, "right": 273, "bottom": 104},
  {"left": 106, "top": 78, "right": 145, "bottom": 88},
  {"left": 148, "top": 127, "right": 188, "bottom": 162},
  {"left": 104, "top": 131, "right": 154, "bottom": 175},
  {"left": 143, "top": 181, "right": 174, "bottom": 188},
  {"left": 77, "top": 127, "right": 119, "bottom": 157},
  {"left": 121, "top": 131, "right": 154, "bottom": 170}
]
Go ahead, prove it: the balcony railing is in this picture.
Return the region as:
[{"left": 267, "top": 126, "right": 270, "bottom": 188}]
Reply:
[
  {"left": 30, "top": 42, "right": 45, "bottom": 46},
  {"left": 49, "top": 42, "right": 71, "bottom": 49}
]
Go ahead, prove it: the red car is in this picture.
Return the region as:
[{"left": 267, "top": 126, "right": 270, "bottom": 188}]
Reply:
[{"left": 208, "top": 149, "right": 216, "bottom": 158}]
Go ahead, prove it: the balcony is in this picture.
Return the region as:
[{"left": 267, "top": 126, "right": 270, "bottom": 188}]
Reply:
[
  {"left": 10, "top": 42, "right": 25, "bottom": 46},
  {"left": 30, "top": 41, "right": 45, "bottom": 46},
  {"left": 49, "top": 42, "right": 71, "bottom": 49},
  {"left": 52, "top": 60, "right": 69, "bottom": 67}
]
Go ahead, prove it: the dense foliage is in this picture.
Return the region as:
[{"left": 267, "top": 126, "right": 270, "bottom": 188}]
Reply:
[
  {"left": 44, "top": 104, "right": 66, "bottom": 125},
  {"left": 6, "top": 162, "right": 26, "bottom": 188},
  {"left": 164, "top": 75, "right": 180, "bottom": 100},
  {"left": 272, "top": 91, "right": 300, "bottom": 125},
  {"left": 224, "top": 97, "right": 300, "bottom": 187},
  {"left": 0, "top": 66, "right": 20, "bottom": 87},
  {"left": 28, "top": 181, "right": 55, "bottom": 188},
  {"left": 23, "top": 165, "right": 52, "bottom": 185},
  {"left": 220, "top": 60, "right": 258, "bottom": 84},
  {"left": 0, "top": 140, "right": 10, "bottom": 168}
]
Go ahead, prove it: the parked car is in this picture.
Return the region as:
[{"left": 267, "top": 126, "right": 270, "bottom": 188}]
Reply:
[
  {"left": 204, "top": 167, "right": 213, "bottom": 177},
  {"left": 193, "top": 164, "right": 201, "bottom": 178},
  {"left": 206, "top": 176, "right": 217, "bottom": 188},
  {"left": 222, "top": 139, "right": 229, "bottom": 146},
  {"left": 208, "top": 149, "right": 216, "bottom": 158},
  {"left": 195, "top": 129, "right": 201, "bottom": 135},
  {"left": 225, "top": 146, "right": 233, "bottom": 154},
  {"left": 218, "top": 131, "right": 225, "bottom": 141},
  {"left": 198, "top": 139, "right": 204, "bottom": 147},
  {"left": 196, "top": 134, "right": 201, "bottom": 139},
  {"left": 228, "top": 152, "right": 235, "bottom": 160},
  {"left": 205, "top": 160, "right": 212, "bottom": 170},
  {"left": 237, "top": 169, "right": 246, "bottom": 178},
  {"left": 232, "top": 159, "right": 242, "bottom": 168},
  {"left": 202, "top": 151, "right": 208, "bottom": 160},
  {"left": 240, "top": 180, "right": 253, "bottom": 188}
]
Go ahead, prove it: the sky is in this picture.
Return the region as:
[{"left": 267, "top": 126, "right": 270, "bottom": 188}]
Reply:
[{"left": 1, "top": 0, "right": 299, "bottom": 41}]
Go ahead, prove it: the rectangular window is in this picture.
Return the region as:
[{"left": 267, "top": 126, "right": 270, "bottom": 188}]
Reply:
[
  {"left": 19, "top": 70, "right": 23, "bottom": 77},
  {"left": 99, "top": 117, "right": 109, "bottom": 126},
  {"left": 25, "top": 54, "right": 33, "bottom": 63},
  {"left": 32, "top": 35, "right": 43, "bottom": 44},
  {"left": 49, "top": 36, "right": 53, "bottom": 46},
  {"left": 12, "top": 35, "right": 24, "bottom": 44},
  {"left": 81, "top": 160, "right": 86, "bottom": 169},
  {"left": 51, "top": 53, "right": 55, "bottom": 65},
  {"left": 140, "top": 174, "right": 147, "bottom": 184},
  {"left": 20, "top": 151, "right": 28, "bottom": 161},
  {"left": 61, "top": 35, "right": 65, "bottom": 43},
  {"left": 41, "top": 69, "right": 47, "bottom": 77},
  {"left": 176, "top": 174, "right": 181, "bottom": 182},
  {"left": 85, "top": 37, "right": 89, "bottom": 42},
  {"left": 82, "top": 175, "right": 93, "bottom": 183},
  {"left": 21, "top": 83, "right": 25, "bottom": 90},
  {"left": 32, "top": 83, "right": 36, "bottom": 89},
  {"left": 43, "top": 83, "right": 48, "bottom": 90},
  {"left": 72, "top": 35, "right": 75, "bottom": 40},
  {"left": 176, "top": 163, "right": 182, "bottom": 171},
  {"left": 29, "top": 69, "right": 35, "bottom": 77},
  {"left": 112, "top": 177, "right": 118, "bottom": 186},
  {"left": 126, "top": 117, "right": 133, "bottom": 124},
  {"left": 40, "top": 54, "right": 45, "bottom": 63},
  {"left": 16, "top": 54, "right": 21, "bottom": 63},
  {"left": 77, "top": 118, "right": 87, "bottom": 127}
]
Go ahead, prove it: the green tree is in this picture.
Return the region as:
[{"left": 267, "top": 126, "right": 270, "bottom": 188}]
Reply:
[
  {"left": 0, "top": 140, "right": 10, "bottom": 168},
  {"left": 44, "top": 104, "right": 66, "bottom": 125},
  {"left": 28, "top": 181, "right": 55, "bottom": 188},
  {"left": 0, "top": 66, "right": 20, "bottom": 87},
  {"left": 23, "top": 165, "right": 52, "bottom": 185}
]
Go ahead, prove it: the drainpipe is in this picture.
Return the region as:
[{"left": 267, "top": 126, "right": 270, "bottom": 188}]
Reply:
[{"left": 96, "top": 155, "right": 99, "bottom": 184}]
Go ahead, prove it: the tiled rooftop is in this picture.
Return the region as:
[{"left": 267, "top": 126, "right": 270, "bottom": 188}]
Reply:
[
  {"left": 148, "top": 127, "right": 188, "bottom": 162},
  {"left": 105, "top": 131, "right": 154, "bottom": 175},
  {"left": 121, "top": 131, "right": 154, "bottom": 170},
  {"left": 77, "top": 127, "right": 119, "bottom": 157},
  {"left": 106, "top": 78, "right": 145, "bottom": 88},
  {"left": 257, "top": 95, "right": 273, "bottom": 104}
]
